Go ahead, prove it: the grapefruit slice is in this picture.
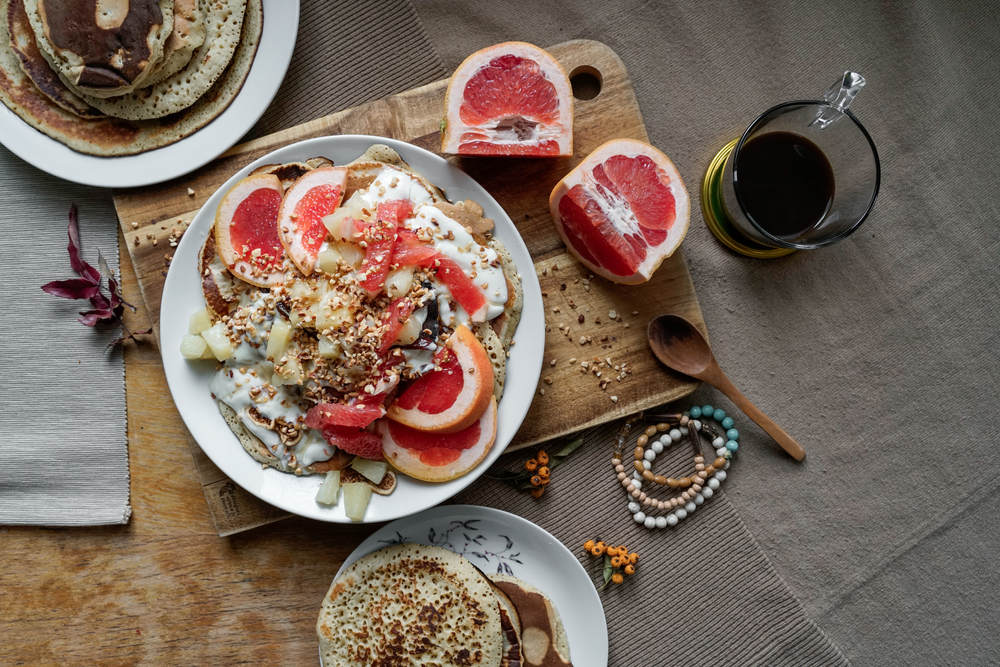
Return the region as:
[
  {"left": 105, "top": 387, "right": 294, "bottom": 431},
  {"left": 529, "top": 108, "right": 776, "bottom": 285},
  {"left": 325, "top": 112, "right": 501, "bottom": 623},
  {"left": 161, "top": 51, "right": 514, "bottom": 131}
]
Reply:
[
  {"left": 387, "top": 325, "right": 494, "bottom": 433},
  {"left": 318, "top": 426, "right": 384, "bottom": 460},
  {"left": 392, "top": 229, "right": 489, "bottom": 321},
  {"left": 305, "top": 402, "right": 383, "bottom": 430},
  {"left": 382, "top": 397, "right": 497, "bottom": 482},
  {"left": 277, "top": 167, "right": 348, "bottom": 275},
  {"left": 442, "top": 42, "right": 573, "bottom": 157},
  {"left": 358, "top": 200, "right": 412, "bottom": 295},
  {"left": 549, "top": 138, "right": 690, "bottom": 284},
  {"left": 214, "top": 173, "right": 286, "bottom": 287}
]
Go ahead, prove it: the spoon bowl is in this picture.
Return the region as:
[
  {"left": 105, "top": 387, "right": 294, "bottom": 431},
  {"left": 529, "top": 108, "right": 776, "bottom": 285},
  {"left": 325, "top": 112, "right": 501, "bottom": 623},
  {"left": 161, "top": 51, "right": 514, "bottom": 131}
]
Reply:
[{"left": 647, "top": 314, "right": 806, "bottom": 461}]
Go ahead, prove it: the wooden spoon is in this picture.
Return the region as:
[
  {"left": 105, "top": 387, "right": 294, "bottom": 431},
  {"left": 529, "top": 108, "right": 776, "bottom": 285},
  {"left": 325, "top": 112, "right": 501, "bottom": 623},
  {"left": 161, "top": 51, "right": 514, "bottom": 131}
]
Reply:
[{"left": 647, "top": 314, "right": 806, "bottom": 461}]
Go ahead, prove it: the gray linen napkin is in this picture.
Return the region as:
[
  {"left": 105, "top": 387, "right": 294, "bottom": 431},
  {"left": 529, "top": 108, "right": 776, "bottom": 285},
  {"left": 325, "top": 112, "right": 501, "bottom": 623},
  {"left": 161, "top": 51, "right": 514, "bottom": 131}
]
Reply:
[{"left": 0, "top": 157, "right": 129, "bottom": 525}]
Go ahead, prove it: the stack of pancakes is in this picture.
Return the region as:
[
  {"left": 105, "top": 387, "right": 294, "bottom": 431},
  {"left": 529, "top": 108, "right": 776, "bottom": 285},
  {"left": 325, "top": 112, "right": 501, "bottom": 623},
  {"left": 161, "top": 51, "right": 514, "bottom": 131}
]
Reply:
[
  {"left": 318, "top": 544, "right": 573, "bottom": 667},
  {"left": 0, "top": 0, "right": 262, "bottom": 155}
]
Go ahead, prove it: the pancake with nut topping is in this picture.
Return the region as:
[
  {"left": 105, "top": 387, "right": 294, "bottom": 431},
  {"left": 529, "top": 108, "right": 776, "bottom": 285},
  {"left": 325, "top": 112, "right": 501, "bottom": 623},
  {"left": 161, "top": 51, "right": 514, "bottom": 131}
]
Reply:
[
  {"left": 318, "top": 544, "right": 503, "bottom": 666},
  {"left": 198, "top": 147, "right": 523, "bottom": 478}
]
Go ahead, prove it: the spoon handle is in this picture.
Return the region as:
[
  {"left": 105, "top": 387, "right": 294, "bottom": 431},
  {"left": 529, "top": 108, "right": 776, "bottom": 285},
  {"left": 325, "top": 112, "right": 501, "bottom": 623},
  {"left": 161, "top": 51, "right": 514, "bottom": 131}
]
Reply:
[{"left": 712, "top": 372, "right": 806, "bottom": 462}]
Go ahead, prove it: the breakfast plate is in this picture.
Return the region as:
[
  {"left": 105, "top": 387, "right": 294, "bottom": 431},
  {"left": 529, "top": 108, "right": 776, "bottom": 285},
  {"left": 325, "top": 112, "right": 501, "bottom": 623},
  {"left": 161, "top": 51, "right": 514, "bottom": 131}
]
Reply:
[
  {"left": 334, "top": 505, "right": 609, "bottom": 667},
  {"left": 160, "top": 134, "right": 544, "bottom": 523},
  {"left": 0, "top": 0, "right": 298, "bottom": 188}
]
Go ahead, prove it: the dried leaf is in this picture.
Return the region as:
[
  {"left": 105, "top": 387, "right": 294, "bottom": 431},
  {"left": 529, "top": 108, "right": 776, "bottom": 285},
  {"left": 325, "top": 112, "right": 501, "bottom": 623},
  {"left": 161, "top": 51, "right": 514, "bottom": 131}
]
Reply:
[
  {"left": 41, "top": 278, "right": 100, "bottom": 300},
  {"left": 77, "top": 310, "right": 109, "bottom": 326},
  {"left": 66, "top": 205, "right": 100, "bottom": 284},
  {"left": 555, "top": 436, "right": 585, "bottom": 459}
]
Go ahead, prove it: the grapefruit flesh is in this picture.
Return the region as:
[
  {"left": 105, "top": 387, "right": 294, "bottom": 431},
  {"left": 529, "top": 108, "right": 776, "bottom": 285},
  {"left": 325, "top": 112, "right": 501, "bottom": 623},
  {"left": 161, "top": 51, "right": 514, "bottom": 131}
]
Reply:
[
  {"left": 392, "top": 229, "right": 489, "bottom": 321},
  {"left": 382, "top": 397, "right": 497, "bottom": 482},
  {"left": 305, "top": 402, "right": 384, "bottom": 430},
  {"left": 214, "top": 173, "right": 286, "bottom": 287},
  {"left": 387, "top": 325, "right": 494, "bottom": 433},
  {"left": 358, "top": 200, "right": 412, "bottom": 295},
  {"left": 278, "top": 167, "right": 348, "bottom": 275},
  {"left": 319, "top": 426, "right": 384, "bottom": 460},
  {"left": 549, "top": 138, "right": 690, "bottom": 284},
  {"left": 379, "top": 297, "right": 416, "bottom": 353},
  {"left": 442, "top": 42, "right": 573, "bottom": 157}
]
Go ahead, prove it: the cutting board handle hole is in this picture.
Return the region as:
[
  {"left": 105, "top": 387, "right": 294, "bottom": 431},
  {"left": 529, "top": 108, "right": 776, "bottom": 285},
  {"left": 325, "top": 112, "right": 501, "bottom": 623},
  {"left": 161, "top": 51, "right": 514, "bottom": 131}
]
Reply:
[{"left": 570, "top": 66, "right": 602, "bottom": 100}]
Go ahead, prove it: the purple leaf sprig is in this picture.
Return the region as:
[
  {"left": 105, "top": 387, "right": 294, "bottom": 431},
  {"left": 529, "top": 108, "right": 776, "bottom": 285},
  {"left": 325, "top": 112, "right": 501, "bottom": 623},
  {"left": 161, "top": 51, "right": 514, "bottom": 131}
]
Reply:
[{"left": 41, "top": 204, "right": 151, "bottom": 347}]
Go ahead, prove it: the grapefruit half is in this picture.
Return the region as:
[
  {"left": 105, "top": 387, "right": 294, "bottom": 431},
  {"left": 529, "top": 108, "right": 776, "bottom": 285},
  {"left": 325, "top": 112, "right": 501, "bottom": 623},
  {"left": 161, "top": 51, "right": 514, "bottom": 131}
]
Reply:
[
  {"left": 549, "top": 138, "right": 690, "bottom": 284},
  {"left": 214, "top": 173, "right": 286, "bottom": 287},
  {"left": 386, "top": 325, "right": 494, "bottom": 433},
  {"left": 382, "top": 397, "right": 497, "bottom": 482},
  {"left": 277, "top": 167, "right": 348, "bottom": 275},
  {"left": 442, "top": 42, "right": 573, "bottom": 157}
]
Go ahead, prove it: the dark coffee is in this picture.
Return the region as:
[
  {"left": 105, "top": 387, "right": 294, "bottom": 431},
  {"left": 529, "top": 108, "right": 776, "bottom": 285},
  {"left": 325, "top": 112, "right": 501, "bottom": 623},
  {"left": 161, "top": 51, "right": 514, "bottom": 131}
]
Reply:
[{"left": 734, "top": 131, "right": 835, "bottom": 238}]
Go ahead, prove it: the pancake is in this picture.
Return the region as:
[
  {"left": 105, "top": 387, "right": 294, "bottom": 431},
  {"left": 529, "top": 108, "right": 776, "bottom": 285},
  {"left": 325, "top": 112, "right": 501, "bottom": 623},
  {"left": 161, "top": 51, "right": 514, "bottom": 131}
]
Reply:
[
  {"left": 491, "top": 581, "right": 524, "bottom": 667},
  {"left": 143, "top": 0, "right": 204, "bottom": 85},
  {"left": 0, "top": 0, "right": 262, "bottom": 156},
  {"left": 25, "top": 0, "right": 174, "bottom": 97},
  {"left": 6, "top": 0, "right": 102, "bottom": 118},
  {"left": 491, "top": 575, "right": 572, "bottom": 667},
  {"left": 81, "top": 0, "right": 247, "bottom": 119},
  {"left": 317, "top": 544, "right": 503, "bottom": 666}
]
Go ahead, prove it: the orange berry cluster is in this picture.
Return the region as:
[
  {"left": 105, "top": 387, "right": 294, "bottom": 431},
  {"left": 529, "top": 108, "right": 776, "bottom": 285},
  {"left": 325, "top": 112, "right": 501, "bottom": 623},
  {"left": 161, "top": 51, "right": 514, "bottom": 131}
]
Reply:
[
  {"left": 525, "top": 450, "right": 551, "bottom": 498},
  {"left": 584, "top": 539, "right": 639, "bottom": 584}
]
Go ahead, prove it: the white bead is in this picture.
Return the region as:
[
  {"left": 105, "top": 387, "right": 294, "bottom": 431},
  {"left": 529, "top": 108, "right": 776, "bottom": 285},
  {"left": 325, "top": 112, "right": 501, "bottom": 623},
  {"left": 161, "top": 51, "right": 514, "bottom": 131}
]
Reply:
[
  {"left": 695, "top": 493, "right": 705, "bottom": 505},
  {"left": 692, "top": 419, "right": 701, "bottom": 430},
  {"left": 628, "top": 501, "right": 640, "bottom": 513},
  {"left": 633, "top": 478, "right": 642, "bottom": 490},
  {"left": 702, "top": 487, "right": 714, "bottom": 498},
  {"left": 643, "top": 516, "right": 656, "bottom": 529},
  {"left": 685, "top": 501, "right": 696, "bottom": 513},
  {"left": 679, "top": 426, "right": 689, "bottom": 436},
  {"left": 724, "top": 461, "right": 731, "bottom": 470},
  {"left": 712, "top": 436, "right": 725, "bottom": 448},
  {"left": 675, "top": 508, "right": 688, "bottom": 520},
  {"left": 659, "top": 434, "right": 671, "bottom": 444},
  {"left": 644, "top": 448, "right": 656, "bottom": 461},
  {"left": 651, "top": 441, "right": 664, "bottom": 454},
  {"left": 716, "top": 470, "right": 728, "bottom": 481},
  {"left": 666, "top": 513, "right": 678, "bottom": 526},
  {"left": 632, "top": 471, "right": 642, "bottom": 480},
  {"left": 633, "top": 511, "right": 646, "bottom": 523},
  {"left": 642, "top": 460, "right": 651, "bottom": 470},
  {"left": 716, "top": 448, "right": 727, "bottom": 458},
  {"left": 655, "top": 516, "right": 667, "bottom": 529},
  {"left": 669, "top": 428, "right": 682, "bottom": 442},
  {"left": 708, "top": 478, "right": 720, "bottom": 490}
]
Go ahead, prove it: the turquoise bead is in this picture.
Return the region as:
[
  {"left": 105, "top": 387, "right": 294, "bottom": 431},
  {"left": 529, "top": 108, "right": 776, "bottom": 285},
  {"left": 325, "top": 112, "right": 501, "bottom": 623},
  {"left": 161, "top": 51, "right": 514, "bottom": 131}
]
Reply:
[
  {"left": 721, "top": 416, "right": 734, "bottom": 429},
  {"left": 726, "top": 428, "right": 739, "bottom": 441},
  {"left": 689, "top": 406, "right": 702, "bottom": 418},
  {"left": 701, "top": 404, "right": 714, "bottom": 416},
  {"left": 713, "top": 408, "right": 726, "bottom": 422},
  {"left": 726, "top": 440, "right": 739, "bottom": 452}
]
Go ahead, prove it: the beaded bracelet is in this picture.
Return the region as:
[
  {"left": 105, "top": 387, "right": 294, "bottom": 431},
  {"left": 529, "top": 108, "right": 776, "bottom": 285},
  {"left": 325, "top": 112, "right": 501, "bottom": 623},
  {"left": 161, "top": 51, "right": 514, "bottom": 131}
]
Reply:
[{"left": 611, "top": 404, "right": 739, "bottom": 530}]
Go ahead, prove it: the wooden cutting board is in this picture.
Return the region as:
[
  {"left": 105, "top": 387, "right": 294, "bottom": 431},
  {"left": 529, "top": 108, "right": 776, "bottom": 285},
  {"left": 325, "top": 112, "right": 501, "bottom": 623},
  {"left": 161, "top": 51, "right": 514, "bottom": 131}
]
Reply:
[{"left": 112, "top": 39, "right": 704, "bottom": 535}]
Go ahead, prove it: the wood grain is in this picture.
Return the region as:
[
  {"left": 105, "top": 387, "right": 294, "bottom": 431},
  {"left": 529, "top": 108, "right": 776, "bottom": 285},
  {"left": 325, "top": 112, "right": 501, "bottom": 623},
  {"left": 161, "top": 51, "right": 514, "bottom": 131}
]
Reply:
[{"left": 111, "top": 39, "right": 704, "bottom": 534}]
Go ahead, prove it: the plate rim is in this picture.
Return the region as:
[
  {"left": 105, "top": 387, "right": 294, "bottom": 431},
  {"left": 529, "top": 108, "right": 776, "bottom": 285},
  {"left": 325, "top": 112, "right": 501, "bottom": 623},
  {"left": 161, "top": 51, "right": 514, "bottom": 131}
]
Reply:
[
  {"left": 159, "top": 133, "right": 545, "bottom": 524},
  {"left": 0, "top": 0, "right": 299, "bottom": 188},
  {"left": 332, "top": 504, "right": 610, "bottom": 667}
]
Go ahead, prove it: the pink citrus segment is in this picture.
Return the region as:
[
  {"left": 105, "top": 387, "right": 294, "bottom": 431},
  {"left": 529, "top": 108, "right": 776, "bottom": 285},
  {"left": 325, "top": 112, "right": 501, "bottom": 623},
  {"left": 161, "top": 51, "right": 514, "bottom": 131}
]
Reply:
[
  {"left": 214, "top": 173, "right": 286, "bottom": 287},
  {"left": 442, "top": 42, "right": 573, "bottom": 157},
  {"left": 382, "top": 397, "right": 497, "bottom": 482},
  {"left": 278, "top": 167, "right": 348, "bottom": 275},
  {"left": 358, "top": 200, "right": 412, "bottom": 296},
  {"left": 305, "top": 402, "right": 384, "bottom": 430},
  {"left": 319, "top": 426, "right": 384, "bottom": 460},
  {"left": 387, "top": 325, "right": 494, "bottom": 433},
  {"left": 379, "top": 298, "right": 416, "bottom": 354},
  {"left": 391, "top": 229, "right": 489, "bottom": 322},
  {"left": 549, "top": 138, "right": 690, "bottom": 284}
]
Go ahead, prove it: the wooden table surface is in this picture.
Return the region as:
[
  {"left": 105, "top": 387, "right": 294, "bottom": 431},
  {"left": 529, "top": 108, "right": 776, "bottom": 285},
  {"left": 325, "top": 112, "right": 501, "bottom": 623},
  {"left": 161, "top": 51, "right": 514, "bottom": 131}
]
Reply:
[{"left": 0, "top": 238, "right": 370, "bottom": 664}]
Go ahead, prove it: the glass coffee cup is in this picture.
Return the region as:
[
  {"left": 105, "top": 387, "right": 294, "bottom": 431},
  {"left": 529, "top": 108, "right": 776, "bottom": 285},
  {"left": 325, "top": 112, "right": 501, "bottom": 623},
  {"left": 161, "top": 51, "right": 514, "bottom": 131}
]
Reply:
[{"left": 702, "top": 72, "right": 880, "bottom": 258}]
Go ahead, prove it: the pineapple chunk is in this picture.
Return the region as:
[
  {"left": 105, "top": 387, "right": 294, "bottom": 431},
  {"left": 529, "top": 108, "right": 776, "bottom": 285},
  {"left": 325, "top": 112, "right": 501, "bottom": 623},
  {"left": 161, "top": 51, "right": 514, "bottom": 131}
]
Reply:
[
  {"left": 316, "top": 247, "right": 342, "bottom": 274},
  {"left": 265, "top": 318, "right": 292, "bottom": 360},
  {"left": 188, "top": 308, "right": 212, "bottom": 334},
  {"left": 273, "top": 356, "right": 304, "bottom": 385},
  {"left": 395, "top": 311, "right": 423, "bottom": 346},
  {"left": 322, "top": 192, "right": 369, "bottom": 239},
  {"left": 342, "top": 482, "right": 373, "bottom": 522},
  {"left": 315, "top": 470, "right": 341, "bottom": 506},
  {"left": 317, "top": 243, "right": 363, "bottom": 273},
  {"left": 318, "top": 336, "right": 342, "bottom": 359},
  {"left": 288, "top": 280, "right": 314, "bottom": 301},
  {"left": 201, "top": 322, "right": 234, "bottom": 361},
  {"left": 180, "top": 334, "right": 211, "bottom": 360},
  {"left": 334, "top": 242, "right": 363, "bottom": 268},
  {"left": 350, "top": 458, "right": 388, "bottom": 485},
  {"left": 313, "top": 293, "right": 353, "bottom": 331},
  {"left": 385, "top": 267, "right": 414, "bottom": 298}
]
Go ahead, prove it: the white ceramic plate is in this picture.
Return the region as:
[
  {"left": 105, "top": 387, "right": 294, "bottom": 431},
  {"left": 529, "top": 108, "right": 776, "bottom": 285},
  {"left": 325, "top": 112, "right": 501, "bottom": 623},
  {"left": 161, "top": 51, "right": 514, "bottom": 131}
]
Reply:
[
  {"left": 161, "top": 135, "right": 544, "bottom": 523},
  {"left": 333, "top": 505, "right": 608, "bottom": 667},
  {"left": 0, "top": 0, "right": 298, "bottom": 188}
]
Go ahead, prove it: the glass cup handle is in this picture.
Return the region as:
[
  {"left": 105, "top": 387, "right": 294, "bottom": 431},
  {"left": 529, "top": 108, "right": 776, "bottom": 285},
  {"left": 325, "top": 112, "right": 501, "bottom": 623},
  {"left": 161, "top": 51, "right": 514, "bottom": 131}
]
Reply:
[{"left": 811, "top": 71, "right": 866, "bottom": 129}]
